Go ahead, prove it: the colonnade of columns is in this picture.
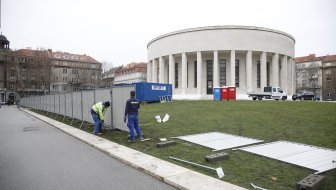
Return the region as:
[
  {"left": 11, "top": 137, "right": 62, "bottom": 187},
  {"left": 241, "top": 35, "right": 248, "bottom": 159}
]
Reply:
[{"left": 147, "top": 50, "right": 294, "bottom": 96}]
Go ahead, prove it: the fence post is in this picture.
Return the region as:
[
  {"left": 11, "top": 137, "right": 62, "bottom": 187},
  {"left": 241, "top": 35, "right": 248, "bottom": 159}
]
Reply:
[
  {"left": 63, "top": 93, "right": 66, "bottom": 121},
  {"left": 70, "top": 92, "right": 74, "bottom": 125},
  {"left": 52, "top": 94, "right": 56, "bottom": 117},
  {"left": 79, "top": 90, "right": 84, "bottom": 129},
  {"left": 110, "top": 88, "right": 113, "bottom": 129}
]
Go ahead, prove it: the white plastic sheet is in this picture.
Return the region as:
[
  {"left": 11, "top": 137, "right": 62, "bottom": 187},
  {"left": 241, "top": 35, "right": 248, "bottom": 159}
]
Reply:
[
  {"left": 239, "top": 141, "right": 336, "bottom": 173},
  {"left": 176, "top": 132, "right": 263, "bottom": 151}
]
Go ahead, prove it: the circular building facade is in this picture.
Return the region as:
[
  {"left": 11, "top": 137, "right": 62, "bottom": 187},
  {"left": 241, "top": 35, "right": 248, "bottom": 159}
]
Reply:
[{"left": 147, "top": 25, "right": 295, "bottom": 99}]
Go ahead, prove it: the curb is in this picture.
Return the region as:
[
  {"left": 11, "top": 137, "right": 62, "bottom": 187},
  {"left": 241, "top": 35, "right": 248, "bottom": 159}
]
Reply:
[{"left": 22, "top": 108, "right": 247, "bottom": 190}]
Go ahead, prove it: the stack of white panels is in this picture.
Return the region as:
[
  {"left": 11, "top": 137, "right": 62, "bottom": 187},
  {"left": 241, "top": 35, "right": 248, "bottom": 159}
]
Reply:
[
  {"left": 239, "top": 141, "right": 336, "bottom": 173},
  {"left": 175, "top": 132, "right": 263, "bottom": 151}
]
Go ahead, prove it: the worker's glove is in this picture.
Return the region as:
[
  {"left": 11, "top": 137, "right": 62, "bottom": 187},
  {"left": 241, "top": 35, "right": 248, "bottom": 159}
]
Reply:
[
  {"left": 124, "top": 116, "right": 126, "bottom": 123},
  {"left": 100, "top": 120, "right": 104, "bottom": 124}
]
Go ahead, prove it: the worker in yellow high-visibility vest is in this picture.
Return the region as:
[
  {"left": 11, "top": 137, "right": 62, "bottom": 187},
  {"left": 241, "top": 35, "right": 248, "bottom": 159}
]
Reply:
[{"left": 91, "top": 101, "right": 110, "bottom": 135}]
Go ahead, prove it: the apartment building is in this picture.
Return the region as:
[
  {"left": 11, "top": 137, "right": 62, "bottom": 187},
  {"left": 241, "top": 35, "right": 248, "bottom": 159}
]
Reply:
[{"left": 294, "top": 54, "right": 336, "bottom": 101}]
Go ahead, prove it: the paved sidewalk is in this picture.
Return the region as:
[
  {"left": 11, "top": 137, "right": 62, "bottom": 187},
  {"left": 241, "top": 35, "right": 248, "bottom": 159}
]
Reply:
[
  {"left": 0, "top": 106, "right": 175, "bottom": 190},
  {"left": 22, "top": 108, "right": 247, "bottom": 190}
]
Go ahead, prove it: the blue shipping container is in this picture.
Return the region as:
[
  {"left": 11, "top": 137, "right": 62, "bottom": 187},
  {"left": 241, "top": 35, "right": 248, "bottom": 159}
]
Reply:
[
  {"left": 213, "top": 88, "right": 221, "bottom": 100},
  {"left": 135, "top": 82, "right": 172, "bottom": 102}
]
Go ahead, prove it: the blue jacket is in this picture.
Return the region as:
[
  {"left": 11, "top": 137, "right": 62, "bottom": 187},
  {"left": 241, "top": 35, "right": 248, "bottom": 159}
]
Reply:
[{"left": 124, "top": 98, "right": 140, "bottom": 116}]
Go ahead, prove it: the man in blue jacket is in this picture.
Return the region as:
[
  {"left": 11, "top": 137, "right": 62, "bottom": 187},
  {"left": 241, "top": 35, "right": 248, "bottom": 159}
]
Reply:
[
  {"left": 124, "top": 91, "right": 143, "bottom": 142},
  {"left": 91, "top": 101, "right": 110, "bottom": 135}
]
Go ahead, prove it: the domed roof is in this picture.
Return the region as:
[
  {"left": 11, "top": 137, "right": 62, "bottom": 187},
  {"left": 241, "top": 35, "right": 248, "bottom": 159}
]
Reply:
[{"left": 0, "top": 34, "right": 9, "bottom": 43}]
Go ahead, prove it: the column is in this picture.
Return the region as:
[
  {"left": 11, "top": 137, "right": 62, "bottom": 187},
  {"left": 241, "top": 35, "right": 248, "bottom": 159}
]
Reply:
[
  {"left": 289, "top": 57, "right": 295, "bottom": 95},
  {"left": 281, "top": 55, "right": 288, "bottom": 92},
  {"left": 260, "top": 52, "right": 267, "bottom": 89},
  {"left": 230, "top": 50, "right": 236, "bottom": 86},
  {"left": 246, "top": 50, "right": 253, "bottom": 92},
  {"left": 159, "top": 56, "right": 165, "bottom": 83},
  {"left": 152, "top": 59, "right": 157, "bottom": 83},
  {"left": 169, "top": 54, "right": 175, "bottom": 87},
  {"left": 213, "top": 50, "right": 219, "bottom": 87},
  {"left": 181, "top": 53, "right": 187, "bottom": 94},
  {"left": 272, "top": 53, "right": 279, "bottom": 86},
  {"left": 197, "top": 51, "right": 202, "bottom": 95},
  {"left": 147, "top": 61, "right": 152, "bottom": 82}
]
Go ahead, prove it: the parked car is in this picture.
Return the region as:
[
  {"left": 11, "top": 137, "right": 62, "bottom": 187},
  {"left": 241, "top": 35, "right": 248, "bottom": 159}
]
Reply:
[{"left": 292, "top": 91, "right": 315, "bottom": 101}]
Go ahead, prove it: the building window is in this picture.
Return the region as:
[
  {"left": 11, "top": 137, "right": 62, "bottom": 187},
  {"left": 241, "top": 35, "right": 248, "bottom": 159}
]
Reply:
[
  {"left": 10, "top": 83, "right": 14, "bottom": 89},
  {"left": 63, "top": 86, "right": 67, "bottom": 91},
  {"left": 10, "top": 75, "right": 15, "bottom": 80},
  {"left": 327, "top": 93, "right": 331, "bottom": 97},
  {"left": 220, "top": 59, "right": 226, "bottom": 86},
  {"left": 206, "top": 60, "right": 213, "bottom": 94},
  {"left": 257, "top": 61, "right": 260, "bottom": 88},
  {"left": 302, "top": 79, "right": 306, "bottom": 87},
  {"left": 22, "top": 75, "right": 26, "bottom": 80},
  {"left": 326, "top": 80, "right": 332, "bottom": 90},
  {"left": 235, "top": 59, "right": 239, "bottom": 87},
  {"left": 22, "top": 66, "right": 27, "bottom": 72},
  {"left": 194, "top": 61, "right": 197, "bottom": 88},
  {"left": 52, "top": 85, "right": 58, "bottom": 91},
  {"left": 63, "top": 68, "right": 67, "bottom": 73},
  {"left": 31, "top": 85, "right": 35, "bottom": 90},
  {"left": 175, "top": 63, "right": 178, "bottom": 88},
  {"left": 302, "top": 71, "right": 306, "bottom": 78},
  {"left": 72, "top": 69, "right": 78, "bottom": 74}
]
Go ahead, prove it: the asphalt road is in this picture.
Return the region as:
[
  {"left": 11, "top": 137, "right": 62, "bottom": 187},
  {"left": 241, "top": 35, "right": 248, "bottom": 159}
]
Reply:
[{"left": 0, "top": 106, "right": 176, "bottom": 190}]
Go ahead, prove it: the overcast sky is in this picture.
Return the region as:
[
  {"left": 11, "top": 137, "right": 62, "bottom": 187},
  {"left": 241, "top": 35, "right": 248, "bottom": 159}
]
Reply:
[{"left": 2, "top": 0, "right": 335, "bottom": 67}]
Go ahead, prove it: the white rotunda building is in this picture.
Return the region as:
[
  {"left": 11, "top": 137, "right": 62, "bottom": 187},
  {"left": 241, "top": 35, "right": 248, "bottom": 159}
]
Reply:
[{"left": 147, "top": 26, "right": 295, "bottom": 99}]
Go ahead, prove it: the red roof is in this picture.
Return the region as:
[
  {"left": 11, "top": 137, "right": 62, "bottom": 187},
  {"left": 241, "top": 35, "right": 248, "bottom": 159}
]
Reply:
[
  {"left": 8, "top": 48, "right": 100, "bottom": 64},
  {"left": 50, "top": 51, "right": 100, "bottom": 64},
  {"left": 294, "top": 54, "right": 321, "bottom": 63},
  {"left": 322, "top": 55, "right": 336, "bottom": 62},
  {"left": 294, "top": 54, "right": 336, "bottom": 63},
  {"left": 9, "top": 49, "right": 49, "bottom": 58}
]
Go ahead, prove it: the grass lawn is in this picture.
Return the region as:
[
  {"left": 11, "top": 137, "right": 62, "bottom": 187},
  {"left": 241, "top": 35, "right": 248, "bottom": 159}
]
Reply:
[{"left": 34, "top": 100, "right": 336, "bottom": 190}]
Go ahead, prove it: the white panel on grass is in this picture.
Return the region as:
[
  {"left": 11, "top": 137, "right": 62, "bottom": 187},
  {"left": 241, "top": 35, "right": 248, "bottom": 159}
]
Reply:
[
  {"left": 176, "top": 132, "right": 263, "bottom": 151},
  {"left": 239, "top": 141, "right": 336, "bottom": 173}
]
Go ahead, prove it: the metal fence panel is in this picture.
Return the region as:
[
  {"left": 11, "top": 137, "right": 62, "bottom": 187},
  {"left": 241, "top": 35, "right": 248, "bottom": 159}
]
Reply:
[
  {"left": 72, "top": 92, "right": 82, "bottom": 121},
  {"left": 59, "top": 93, "right": 66, "bottom": 116},
  {"left": 95, "top": 89, "right": 112, "bottom": 126},
  {"left": 43, "top": 96, "right": 46, "bottom": 111},
  {"left": 82, "top": 90, "right": 95, "bottom": 123},
  {"left": 46, "top": 95, "right": 51, "bottom": 112},
  {"left": 32, "top": 97, "right": 35, "bottom": 109},
  {"left": 40, "top": 96, "right": 44, "bottom": 111},
  {"left": 55, "top": 94, "right": 60, "bottom": 114},
  {"left": 50, "top": 94, "right": 55, "bottom": 113},
  {"left": 66, "top": 93, "right": 72, "bottom": 117},
  {"left": 112, "top": 85, "right": 135, "bottom": 131}
]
